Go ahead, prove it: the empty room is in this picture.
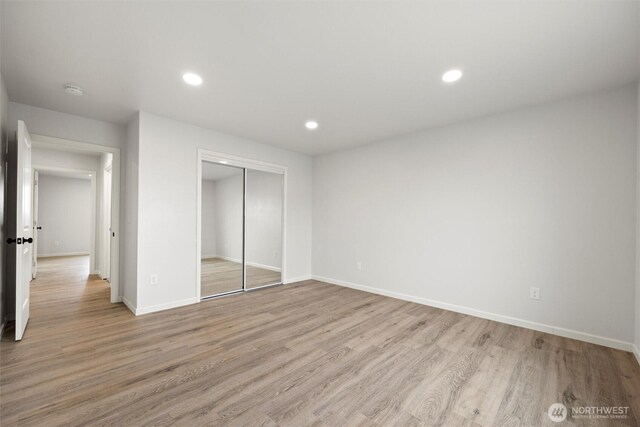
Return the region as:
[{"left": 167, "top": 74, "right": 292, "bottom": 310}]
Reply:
[{"left": 0, "top": 1, "right": 639, "bottom": 426}]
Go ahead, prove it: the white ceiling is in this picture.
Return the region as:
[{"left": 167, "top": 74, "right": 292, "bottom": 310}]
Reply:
[{"left": 2, "top": 1, "right": 638, "bottom": 155}]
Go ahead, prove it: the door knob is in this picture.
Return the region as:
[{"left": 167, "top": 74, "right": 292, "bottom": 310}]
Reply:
[
  {"left": 6, "top": 238, "right": 19, "bottom": 244},
  {"left": 23, "top": 237, "right": 33, "bottom": 244}
]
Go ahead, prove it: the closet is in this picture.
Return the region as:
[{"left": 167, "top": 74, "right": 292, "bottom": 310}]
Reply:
[{"left": 198, "top": 154, "right": 284, "bottom": 299}]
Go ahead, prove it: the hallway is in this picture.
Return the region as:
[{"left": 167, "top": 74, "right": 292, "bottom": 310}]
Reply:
[
  {"left": 29, "top": 256, "right": 108, "bottom": 311},
  {"left": 2, "top": 256, "right": 111, "bottom": 341}
]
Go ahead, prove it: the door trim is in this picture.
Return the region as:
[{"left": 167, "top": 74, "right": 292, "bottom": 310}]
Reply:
[
  {"left": 196, "top": 149, "right": 287, "bottom": 301},
  {"left": 32, "top": 170, "right": 39, "bottom": 279},
  {"left": 29, "top": 134, "right": 121, "bottom": 304},
  {"left": 102, "top": 162, "right": 113, "bottom": 281}
]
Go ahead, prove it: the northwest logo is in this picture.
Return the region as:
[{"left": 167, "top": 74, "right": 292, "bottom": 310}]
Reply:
[{"left": 548, "top": 403, "right": 568, "bottom": 422}]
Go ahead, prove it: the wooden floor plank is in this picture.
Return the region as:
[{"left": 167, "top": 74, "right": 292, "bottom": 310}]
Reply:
[
  {"left": 1, "top": 256, "right": 638, "bottom": 426},
  {"left": 201, "top": 258, "right": 281, "bottom": 297}
]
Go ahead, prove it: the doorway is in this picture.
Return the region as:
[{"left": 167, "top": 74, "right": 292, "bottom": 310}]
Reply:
[
  {"left": 197, "top": 150, "right": 285, "bottom": 300},
  {"left": 31, "top": 167, "right": 96, "bottom": 279},
  {"left": 6, "top": 124, "right": 121, "bottom": 341},
  {"left": 29, "top": 135, "right": 120, "bottom": 303}
]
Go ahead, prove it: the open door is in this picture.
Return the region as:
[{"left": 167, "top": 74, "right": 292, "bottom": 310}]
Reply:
[
  {"left": 9, "top": 120, "right": 33, "bottom": 340},
  {"left": 32, "top": 170, "right": 39, "bottom": 279}
]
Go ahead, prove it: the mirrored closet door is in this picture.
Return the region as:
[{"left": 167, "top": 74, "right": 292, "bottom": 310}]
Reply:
[
  {"left": 245, "top": 169, "right": 283, "bottom": 289},
  {"left": 199, "top": 157, "right": 284, "bottom": 300},
  {"left": 200, "top": 161, "right": 245, "bottom": 298}
]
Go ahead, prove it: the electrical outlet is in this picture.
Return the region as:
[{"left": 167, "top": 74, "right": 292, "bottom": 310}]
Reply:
[
  {"left": 529, "top": 287, "right": 540, "bottom": 300},
  {"left": 356, "top": 261, "right": 362, "bottom": 271},
  {"left": 150, "top": 274, "right": 158, "bottom": 285},
  {"left": 54, "top": 240, "right": 59, "bottom": 247}
]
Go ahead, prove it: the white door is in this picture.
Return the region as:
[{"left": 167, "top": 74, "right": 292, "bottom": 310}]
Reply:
[
  {"left": 32, "top": 170, "right": 39, "bottom": 279},
  {"left": 14, "top": 120, "right": 33, "bottom": 341}
]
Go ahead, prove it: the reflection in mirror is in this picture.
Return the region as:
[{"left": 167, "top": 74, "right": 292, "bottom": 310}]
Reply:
[
  {"left": 200, "top": 161, "right": 244, "bottom": 298},
  {"left": 245, "top": 169, "right": 283, "bottom": 289}
]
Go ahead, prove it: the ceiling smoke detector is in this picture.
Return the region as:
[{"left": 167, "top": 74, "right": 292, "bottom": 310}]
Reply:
[{"left": 64, "top": 84, "right": 84, "bottom": 96}]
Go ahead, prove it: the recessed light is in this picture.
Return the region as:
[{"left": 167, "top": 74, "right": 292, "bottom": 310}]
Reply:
[
  {"left": 64, "top": 84, "right": 84, "bottom": 96},
  {"left": 305, "top": 121, "right": 318, "bottom": 130},
  {"left": 183, "top": 72, "right": 203, "bottom": 86},
  {"left": 442, "top": 69, "right": 463, "bottom": 83}
]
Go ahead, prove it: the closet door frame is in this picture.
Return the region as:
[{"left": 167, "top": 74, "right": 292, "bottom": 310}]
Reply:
[{"left": 196, "top": 149, "right": 287, "bottom": 301}]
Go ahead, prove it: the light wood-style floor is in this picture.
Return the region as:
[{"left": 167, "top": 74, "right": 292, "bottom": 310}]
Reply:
[
  {"left": 1, "top": 256, "right": 639, "bottom": 426},
  {"left": 201, "top": 257, "right": 281, "bottom": 297}
]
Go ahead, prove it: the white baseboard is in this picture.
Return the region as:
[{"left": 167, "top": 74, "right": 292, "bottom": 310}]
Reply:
[
  {"left": 134, "top": 297, "right": 199, "bottom": 316},
  {"left": 38, "top": 252, "right": 90, "bottom": 258},
  {"left": 203, "top": 255, "right": 281, "bottom": 272},
  {"left": 633, "top": 345, "right": 640, "bottom": 366},
  {"left": 285, "top": 275, "right": 312, "bottom": 284},
  {"left": 312, "top": 275, "right": 635, "bottom": 353},
  {"left": 247, "top": 261, "right": 281, "bottom": 272},
  {"left": 122, "top": 296, "right": 136, "bottom": 315},
  {"left": 212, "top": 255, "right": 242, "bottom": 263}
]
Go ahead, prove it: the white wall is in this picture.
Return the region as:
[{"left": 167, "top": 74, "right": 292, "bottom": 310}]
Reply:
[
  {"left": 133, "top": 111, "right": 312, "bottom": 312},
  {"left": 8, "top": 102, "right": 126, "bottom": 148},
  {"left": 32, "top": 147, "right": 100, "bottom": 270},
  {"left": 313, "top": 85, "right": 638, "bottom": 346},
  {"left": 32, "top": 147, "right": 100, "bottom": 171},
  {"left": 123, "top": 114, "right": 139, "bottom": 308},
  {"left": 37, "top": 175, "right": 92, "bottom": 256}
]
